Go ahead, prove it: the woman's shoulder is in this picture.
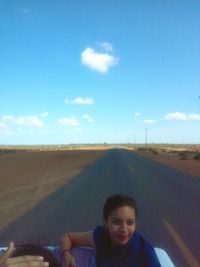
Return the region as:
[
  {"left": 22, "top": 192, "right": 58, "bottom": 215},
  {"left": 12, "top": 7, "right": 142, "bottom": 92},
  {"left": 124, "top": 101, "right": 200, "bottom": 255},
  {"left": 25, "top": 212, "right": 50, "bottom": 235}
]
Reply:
[
  {"left": 93, "top": 225, "right": 104, "bottom": 239},
  {"left": 135, "top": 232, "right": 155, "bottom": 250},
  {"left": 93, "top": 225, "right": 106, "bottom": 248},
  {"left": 93, "top": 225, "right": 104, "bottom": 234},
  {"left": 135, "top": 232, "right": 161, "bottom": 267}
]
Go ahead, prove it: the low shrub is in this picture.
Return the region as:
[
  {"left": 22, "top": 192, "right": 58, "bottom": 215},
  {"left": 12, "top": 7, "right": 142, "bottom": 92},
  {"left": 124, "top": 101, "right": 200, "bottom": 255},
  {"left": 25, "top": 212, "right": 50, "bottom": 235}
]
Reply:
[
  {"left": 194, "top": 153, "right": 200, "bottom": 161},
  {"left": 0, "top": 149, "right": 16, "bottom": 154},
  {"left": 179, "top": 152, "right": 187, "bottom": 160},
  {"left": 137, "top": 147, "right": 158, "bottom": 154},
  {"left": 137, "top": 147, "right": 147, "bottom": 151}
]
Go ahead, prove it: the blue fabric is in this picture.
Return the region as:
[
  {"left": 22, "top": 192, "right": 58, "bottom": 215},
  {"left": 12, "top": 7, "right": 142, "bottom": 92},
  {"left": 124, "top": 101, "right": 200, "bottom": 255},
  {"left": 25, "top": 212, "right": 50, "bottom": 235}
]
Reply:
[{"left": 93, "top": 226, "right": 161, "bottom": 267}]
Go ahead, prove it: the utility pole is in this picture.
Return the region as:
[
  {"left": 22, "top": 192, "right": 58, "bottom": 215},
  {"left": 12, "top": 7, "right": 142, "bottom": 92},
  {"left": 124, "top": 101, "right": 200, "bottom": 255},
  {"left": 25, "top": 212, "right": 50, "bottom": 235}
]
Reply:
[{"left": 145, "top": 128, "right": 148, "bottom": 147}]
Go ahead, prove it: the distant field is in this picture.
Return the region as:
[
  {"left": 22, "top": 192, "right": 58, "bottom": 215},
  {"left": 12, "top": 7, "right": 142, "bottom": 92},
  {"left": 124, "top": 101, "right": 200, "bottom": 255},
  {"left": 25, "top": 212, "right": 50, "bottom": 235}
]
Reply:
[
  {"left": 0, "top": 144, "right": 115, "bottom": 153},
  {"left": 124, "top": 143, "right": 200, "bottom": 152},
  {"left": 1, "top": 143, "right": 200, "bottom": 151}
]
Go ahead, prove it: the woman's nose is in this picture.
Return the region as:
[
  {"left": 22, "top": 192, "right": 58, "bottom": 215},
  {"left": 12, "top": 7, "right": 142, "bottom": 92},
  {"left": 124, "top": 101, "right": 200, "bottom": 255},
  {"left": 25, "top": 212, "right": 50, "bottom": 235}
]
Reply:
[{"left": 119, "top": 223, "right": 128, "bottom": 232}]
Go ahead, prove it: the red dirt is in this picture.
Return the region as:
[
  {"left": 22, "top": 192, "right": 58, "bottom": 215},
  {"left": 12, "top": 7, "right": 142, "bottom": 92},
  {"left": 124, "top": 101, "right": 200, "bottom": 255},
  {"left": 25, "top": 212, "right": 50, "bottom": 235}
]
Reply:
[
  {"left": 134, "top": 150, "right": 200, "bottom": 178},
  {"left": 0, "top": 150, "right": 105, "bottom": 230}
]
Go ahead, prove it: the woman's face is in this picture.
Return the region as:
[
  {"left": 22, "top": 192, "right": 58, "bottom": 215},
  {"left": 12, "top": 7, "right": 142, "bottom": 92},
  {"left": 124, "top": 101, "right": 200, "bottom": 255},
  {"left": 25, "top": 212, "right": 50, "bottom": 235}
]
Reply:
[{"left": 104, "top": 205, "right": 136, "bottom": 245}]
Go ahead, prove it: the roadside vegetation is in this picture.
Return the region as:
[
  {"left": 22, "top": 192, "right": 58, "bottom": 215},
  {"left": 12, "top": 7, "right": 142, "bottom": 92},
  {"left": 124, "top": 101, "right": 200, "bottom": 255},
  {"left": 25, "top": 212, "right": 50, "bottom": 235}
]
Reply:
[
  {"left": 0, "top": 144, "right": 114, "bottom": 153},
  {"left": 124, "top": 143, "right": 200, "bottom": 163},
  {"left": 1, "top": 144, "right": 200, "bottom": 161},
  {"left": 194, "top": 152, "right": 200, "bottom": 161}
]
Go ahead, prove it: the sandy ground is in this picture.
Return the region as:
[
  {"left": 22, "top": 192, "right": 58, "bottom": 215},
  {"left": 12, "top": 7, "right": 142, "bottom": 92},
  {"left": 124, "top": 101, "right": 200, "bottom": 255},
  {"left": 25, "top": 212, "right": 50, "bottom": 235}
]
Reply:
[
  {"left": 0, "top": 149, "right": 106, "bottom": 230},
  {"left": 134, "top": 148, "right": 200, "bottom": 178},
  {"left": 0, "top": 146, "right": 199, "bottom": 231}
]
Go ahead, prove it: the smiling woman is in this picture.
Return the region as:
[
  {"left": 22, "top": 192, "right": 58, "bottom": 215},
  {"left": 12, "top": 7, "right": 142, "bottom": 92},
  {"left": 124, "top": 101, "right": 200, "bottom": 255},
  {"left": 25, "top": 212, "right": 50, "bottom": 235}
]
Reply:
[
  {"left": 60, "top": 194, "right": 161, "bottom": 267},
  {"left": 102, "top": 202, "right": 136, "bottom": 246}
]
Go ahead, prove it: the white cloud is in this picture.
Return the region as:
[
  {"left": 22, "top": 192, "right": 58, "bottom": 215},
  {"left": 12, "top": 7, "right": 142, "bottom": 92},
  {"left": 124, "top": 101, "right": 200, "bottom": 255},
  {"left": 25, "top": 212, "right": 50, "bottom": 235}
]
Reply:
[
  {"left": 164, "top": 112, "right": 186, "bottom": 121},
  {"left": 99, "top": 42, "right": 113, "bottom": 51},
  {"left": 72, "top": 97, "right": 94, "bottom": 105},
  {"left": 164, "top": 112, "right": 200, "bottom": 121},
  {"left": 0, "top": 123, "right": 12, "bottom": 136},
  {"left": 144, "top": 119, "right": 156, "bottom": 124},
  {"left": 16, "top": 128, "right": 35, "bottom": 136},
  {"left": 187, "top": 114, "right": 200, "bottom": 120},
  {"left": 77, "top": 127, "right": 83, "bottom": 132},
  {"left": 0, "top": 122, "right": 6, "bottom": 128},
  {"left": 41, "top": 112, "right": 48, "bottom": 117},
  {"left": 2, "top": 115, "right": 44, "bottom": 127},
  {"left": 65, "top": 97, "right": 95, "bottom": 105},
  {"left": 82, "top": 114, "right": 94, "bottom": 122},
  {"left": 81, "top": 47, "right": 118, "bottom": 73},
  {"left": 57, "top": 116, "right": 79, "bottom": 126},
  {"left": 134, "top": 112, "right": 141, "bottom": 116}
]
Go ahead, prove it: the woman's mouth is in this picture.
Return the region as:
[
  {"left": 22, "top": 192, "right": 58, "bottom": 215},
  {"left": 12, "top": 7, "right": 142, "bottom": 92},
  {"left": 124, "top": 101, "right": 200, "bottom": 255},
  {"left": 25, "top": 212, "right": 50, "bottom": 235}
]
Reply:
[{"left": 118, "top": 235, "right": 129, "bottom": 241}]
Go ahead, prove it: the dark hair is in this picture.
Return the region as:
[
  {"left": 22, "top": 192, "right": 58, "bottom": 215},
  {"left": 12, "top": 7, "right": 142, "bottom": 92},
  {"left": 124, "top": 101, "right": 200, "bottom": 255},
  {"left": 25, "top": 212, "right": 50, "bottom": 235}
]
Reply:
[
  {"left": 103, "top": 194, "right": 138, "bottom": 221},
  {"left": 12, "top": 244, "right": 61, "bottom": 267}
]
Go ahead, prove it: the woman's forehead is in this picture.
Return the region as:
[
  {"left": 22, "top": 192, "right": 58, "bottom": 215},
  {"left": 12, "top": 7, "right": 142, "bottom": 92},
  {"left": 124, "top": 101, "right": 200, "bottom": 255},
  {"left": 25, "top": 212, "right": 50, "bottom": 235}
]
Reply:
[{"left": 109, "top": 206, "right": 136, "bottom": 218}]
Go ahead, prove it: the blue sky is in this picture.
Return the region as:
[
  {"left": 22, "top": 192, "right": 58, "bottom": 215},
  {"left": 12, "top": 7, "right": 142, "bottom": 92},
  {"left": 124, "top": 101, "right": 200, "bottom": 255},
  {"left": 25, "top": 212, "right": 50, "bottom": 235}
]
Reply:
[{"left": 0, "top": 0, "right": 200, "bottom": 145}]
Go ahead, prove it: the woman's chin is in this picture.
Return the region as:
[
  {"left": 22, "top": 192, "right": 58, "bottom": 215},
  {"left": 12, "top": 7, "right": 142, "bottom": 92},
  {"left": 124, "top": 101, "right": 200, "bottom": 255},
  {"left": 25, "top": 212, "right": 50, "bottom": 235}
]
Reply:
[{"left": 116, "top": 237, "right": 130, "bottom": 245}]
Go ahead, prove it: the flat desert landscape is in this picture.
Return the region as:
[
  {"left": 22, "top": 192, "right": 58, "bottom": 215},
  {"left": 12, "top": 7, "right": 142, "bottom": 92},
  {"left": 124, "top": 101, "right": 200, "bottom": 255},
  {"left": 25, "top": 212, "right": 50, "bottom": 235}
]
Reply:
[
  {"left": 131, "top": 144, "right": 200, "bottom": 178},
  {"left": 0, "top": 144, "right": 200, "bottom": 231},
  {"left": 0, "top": 147, "right": 106, "bottom": 231}
]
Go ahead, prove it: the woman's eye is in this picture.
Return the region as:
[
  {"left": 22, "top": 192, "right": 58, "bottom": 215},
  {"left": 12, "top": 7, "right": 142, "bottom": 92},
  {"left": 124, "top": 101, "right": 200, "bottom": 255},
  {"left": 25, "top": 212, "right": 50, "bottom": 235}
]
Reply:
[
  {"left": 112, "top": 220, "right": 121, "bottom": 225},
  {"left": 127, "top": 221, "right": 135, "bottom": 225}
]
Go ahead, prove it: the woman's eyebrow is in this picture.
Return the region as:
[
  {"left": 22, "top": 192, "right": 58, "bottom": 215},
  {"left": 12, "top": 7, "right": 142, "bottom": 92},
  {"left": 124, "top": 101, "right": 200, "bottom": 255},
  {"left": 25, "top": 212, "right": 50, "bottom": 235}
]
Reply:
[
  {"left": 111, "top": 217, "right": 121, "bottom": 220},
  {"left": 111, "top": 217, "right": 135, "bottom": 221},
  {"left": 127, "top": 219, "right": 135, "bottom": 222}
]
